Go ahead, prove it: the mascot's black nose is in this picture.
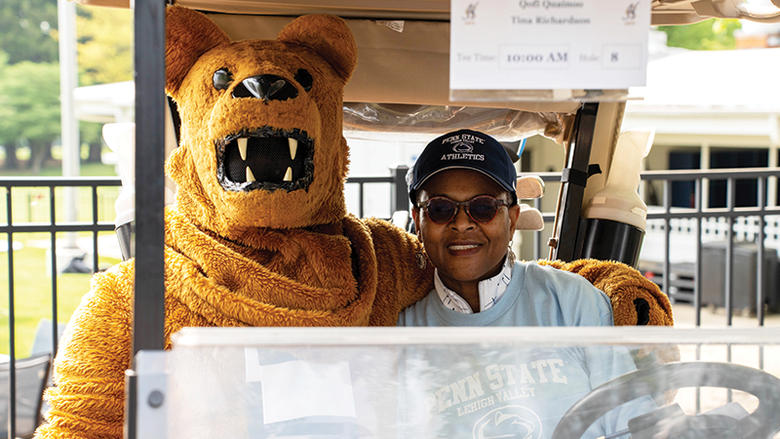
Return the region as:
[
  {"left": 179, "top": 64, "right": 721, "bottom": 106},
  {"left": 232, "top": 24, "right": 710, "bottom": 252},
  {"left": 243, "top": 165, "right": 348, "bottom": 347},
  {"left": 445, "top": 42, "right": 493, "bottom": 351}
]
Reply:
[{"left": 232, "top": 75, "right": 298, "bottom": 102}]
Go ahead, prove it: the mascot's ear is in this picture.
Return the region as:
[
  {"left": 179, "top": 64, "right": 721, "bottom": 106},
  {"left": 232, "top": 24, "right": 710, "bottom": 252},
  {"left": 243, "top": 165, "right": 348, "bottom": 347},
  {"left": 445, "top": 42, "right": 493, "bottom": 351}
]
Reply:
[
  {"left": 278, "top": 15, "right": 357, "bottom": 85},
  {"left": 165, "top": 5, "right": 231, "bottom": 96}
]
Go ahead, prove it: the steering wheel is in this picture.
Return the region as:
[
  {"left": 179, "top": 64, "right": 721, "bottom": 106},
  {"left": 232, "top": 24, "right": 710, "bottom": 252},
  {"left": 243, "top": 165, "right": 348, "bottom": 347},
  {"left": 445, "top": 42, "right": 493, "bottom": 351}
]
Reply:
[{"left": 551, "top": 362, "right": 780, "bottom": 439}]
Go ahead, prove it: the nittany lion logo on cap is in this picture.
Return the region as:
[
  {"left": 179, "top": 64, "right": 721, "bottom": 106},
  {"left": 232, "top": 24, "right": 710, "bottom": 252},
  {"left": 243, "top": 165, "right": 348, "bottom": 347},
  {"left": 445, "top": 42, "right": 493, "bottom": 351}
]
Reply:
[
  {"left": 453, "top": 141, "right": 475, "bottom": 153},
  {"left": 472, "top": 406, "right": 542, "bottom": 439}
]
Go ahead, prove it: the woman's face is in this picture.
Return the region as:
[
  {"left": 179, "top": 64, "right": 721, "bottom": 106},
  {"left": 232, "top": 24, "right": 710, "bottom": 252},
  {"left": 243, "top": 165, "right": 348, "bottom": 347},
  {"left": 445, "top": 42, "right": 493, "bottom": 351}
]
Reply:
[{"left": 413, "top": 169, "right": 520, "bottom": 294}]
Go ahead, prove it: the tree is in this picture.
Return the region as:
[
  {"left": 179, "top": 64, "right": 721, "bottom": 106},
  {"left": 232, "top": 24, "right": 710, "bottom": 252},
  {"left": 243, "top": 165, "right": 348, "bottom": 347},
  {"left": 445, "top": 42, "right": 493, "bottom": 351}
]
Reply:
[
  {"left": 77, "top": 5, "right": 133, "bottom": 86},
  {"left": 81, "top": 121, "right": 104, "bottom": 163},
  {"left": 0, "top": 3, "right": 132, "bottom": 173},
  {"left": 76, "top": 6, "right": 133, "bottom": 166},
  {"left": 658, "top": 19, "right": 741, "bottom": 51},
  {"left": 0, "top": 0, "right": 58, "bottom": 64},
  {"left": 0, "top": 61, "right": 61, "bottom": 172}
]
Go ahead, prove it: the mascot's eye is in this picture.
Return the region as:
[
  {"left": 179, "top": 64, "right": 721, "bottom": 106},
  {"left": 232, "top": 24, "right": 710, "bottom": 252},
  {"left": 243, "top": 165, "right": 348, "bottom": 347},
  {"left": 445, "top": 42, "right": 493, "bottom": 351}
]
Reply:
[
  {"left": 212, "top": 68, "right": 233, "bottom": 90},
  {"left": 294, "top": 69, "right": 313, "bottom": 92}
]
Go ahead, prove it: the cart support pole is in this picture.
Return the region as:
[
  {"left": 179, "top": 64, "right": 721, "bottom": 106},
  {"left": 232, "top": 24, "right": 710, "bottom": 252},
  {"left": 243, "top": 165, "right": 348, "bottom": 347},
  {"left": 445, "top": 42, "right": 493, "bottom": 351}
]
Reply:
[
  {"left": 127, "top": 0, "right": 167, "bottom": 437},
  {"left": 132, "top": 0, "right": 167, "bottom": 357},
  {"left": 549, "top": 102, "right": 598, "bottom": 262}
]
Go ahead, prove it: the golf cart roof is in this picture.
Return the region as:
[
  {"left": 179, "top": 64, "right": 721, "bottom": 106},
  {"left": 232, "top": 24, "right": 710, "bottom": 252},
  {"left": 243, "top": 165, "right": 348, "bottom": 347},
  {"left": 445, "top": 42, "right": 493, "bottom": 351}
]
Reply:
[{"left": 79, "top": 0, "right": 780, "bottom": 25}]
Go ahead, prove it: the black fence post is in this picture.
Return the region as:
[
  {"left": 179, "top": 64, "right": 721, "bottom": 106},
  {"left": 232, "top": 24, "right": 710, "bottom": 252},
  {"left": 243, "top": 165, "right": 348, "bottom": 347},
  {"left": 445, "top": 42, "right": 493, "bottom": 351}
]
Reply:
[{"left": 391, "top": 166, "right": 410, "bottom": 214}]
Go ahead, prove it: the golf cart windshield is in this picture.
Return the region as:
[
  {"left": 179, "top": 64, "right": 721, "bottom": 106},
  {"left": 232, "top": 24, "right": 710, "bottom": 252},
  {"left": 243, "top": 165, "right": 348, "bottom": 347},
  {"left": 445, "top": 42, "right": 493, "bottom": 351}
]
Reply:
[{"left": 133, "top": 326, "right": 780, "bottom": 439}]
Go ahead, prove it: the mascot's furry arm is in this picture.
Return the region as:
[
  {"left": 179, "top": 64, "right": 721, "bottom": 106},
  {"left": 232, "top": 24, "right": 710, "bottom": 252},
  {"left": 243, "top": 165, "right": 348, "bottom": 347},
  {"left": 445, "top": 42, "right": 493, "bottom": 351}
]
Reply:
[
  {"left": 537, "top": 259, "right": 680, "bottom": 370},
  {"left": 536, "top": 259, "right": 673, "bottom": 327},
  {"left": 35, "top": 265, "right": 134, "bottom": 439},
  {"left": 34, "top": 262, "right": 203, "bottom": 439}
]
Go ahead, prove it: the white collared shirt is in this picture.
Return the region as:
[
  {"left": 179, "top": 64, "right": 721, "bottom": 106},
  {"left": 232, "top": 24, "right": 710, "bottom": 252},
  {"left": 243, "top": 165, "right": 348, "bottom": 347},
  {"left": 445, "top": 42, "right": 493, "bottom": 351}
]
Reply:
[{"left": 434, "top": 254, "right": 514, "bottom": 314}]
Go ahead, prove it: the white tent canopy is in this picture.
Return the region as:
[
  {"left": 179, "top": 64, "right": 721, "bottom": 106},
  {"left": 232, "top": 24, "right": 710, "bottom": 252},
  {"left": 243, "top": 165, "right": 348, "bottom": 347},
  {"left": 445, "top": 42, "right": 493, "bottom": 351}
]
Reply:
[
  {"left": 73, "top": 80, "right": 135, "bottom": 124},
  {"left": 623, "top": 48, "right": 780, "bottom": 140},
  {"left": 628, "top": 48, "right": 780, "bottom": 109}
]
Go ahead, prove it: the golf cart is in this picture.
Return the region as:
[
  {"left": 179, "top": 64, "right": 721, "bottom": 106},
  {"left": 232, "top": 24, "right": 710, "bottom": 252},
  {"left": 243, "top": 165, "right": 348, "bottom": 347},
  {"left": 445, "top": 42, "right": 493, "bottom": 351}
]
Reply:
[{"left": 62, "top": 0, "right": 780, "bottom": 438}]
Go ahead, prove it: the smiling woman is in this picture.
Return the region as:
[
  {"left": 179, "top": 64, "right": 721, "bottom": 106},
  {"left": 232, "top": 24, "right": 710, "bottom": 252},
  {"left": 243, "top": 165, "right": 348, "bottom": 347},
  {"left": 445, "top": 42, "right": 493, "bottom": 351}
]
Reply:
[
  {"left": 405, "top": 129, "right": 521, "bottom": 312},
  {"left": 397, "top": 129, "right": 659, "bottom": 438}
]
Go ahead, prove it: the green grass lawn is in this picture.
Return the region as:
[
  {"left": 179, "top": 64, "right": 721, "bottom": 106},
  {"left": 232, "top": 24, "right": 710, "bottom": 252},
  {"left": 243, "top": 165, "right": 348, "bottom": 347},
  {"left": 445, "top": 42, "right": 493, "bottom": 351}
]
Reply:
[
  {"left": 0, "top": 232, "right": 123, "bottom": 357},
  {"left": 0, "top": 162, "right": 118, "bottom": 177}
]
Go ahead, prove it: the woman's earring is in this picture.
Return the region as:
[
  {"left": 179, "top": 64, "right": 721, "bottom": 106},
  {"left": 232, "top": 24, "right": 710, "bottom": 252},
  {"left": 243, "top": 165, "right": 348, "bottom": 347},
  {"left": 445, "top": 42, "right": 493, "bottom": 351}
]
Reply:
[
  {"left": 507, "top": 241, "right": 516, "bottom": 265},
  {"left": 415, "top": 247, "right": 428, "bottom": 270}
]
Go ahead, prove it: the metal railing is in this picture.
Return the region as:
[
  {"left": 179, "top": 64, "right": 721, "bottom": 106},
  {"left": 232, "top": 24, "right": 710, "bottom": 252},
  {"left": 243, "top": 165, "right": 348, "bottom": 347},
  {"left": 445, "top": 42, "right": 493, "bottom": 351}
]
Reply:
[
  {"left": 641, "top": 168, "right": 780, "bottom": 327},
  {"left": 1, "top": 177, "right": 121, "bottom": 439}
]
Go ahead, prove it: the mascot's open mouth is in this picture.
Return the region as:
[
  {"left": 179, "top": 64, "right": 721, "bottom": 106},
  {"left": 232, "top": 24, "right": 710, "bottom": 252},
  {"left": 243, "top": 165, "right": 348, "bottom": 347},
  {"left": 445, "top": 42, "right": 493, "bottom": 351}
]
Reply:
[{"left": 216, "top": 127, "right": 314, "bottom": 192}]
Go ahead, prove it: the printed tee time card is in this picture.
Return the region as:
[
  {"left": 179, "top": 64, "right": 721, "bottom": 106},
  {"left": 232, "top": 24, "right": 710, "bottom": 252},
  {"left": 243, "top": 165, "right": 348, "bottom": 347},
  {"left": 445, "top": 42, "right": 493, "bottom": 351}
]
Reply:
[{"left": 450, "top": 0, "right": 651, "bottom": 92}]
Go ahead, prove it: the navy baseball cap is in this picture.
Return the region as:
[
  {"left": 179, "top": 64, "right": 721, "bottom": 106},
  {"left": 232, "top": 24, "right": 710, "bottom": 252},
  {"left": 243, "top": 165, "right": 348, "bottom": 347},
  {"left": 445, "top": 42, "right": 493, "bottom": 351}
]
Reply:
[{"left": 408, "top": 129, "right": 517, "bottom": 204}]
